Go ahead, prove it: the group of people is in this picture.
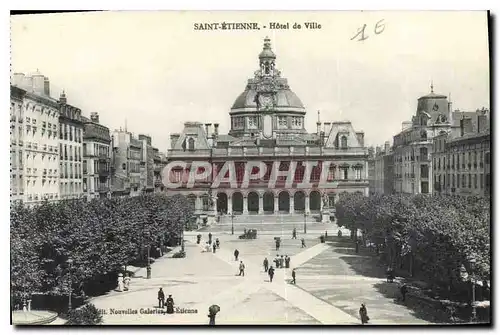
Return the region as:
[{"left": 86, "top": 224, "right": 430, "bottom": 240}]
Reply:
[
  {"left": 157, "top": 288, "right": 175, "bottom": 314},
  {"left": 203, "top": 233, "right": 220, "bottom": 253},
  {"left": 272, "top": 255, "right": 291, "bottom": 269}
]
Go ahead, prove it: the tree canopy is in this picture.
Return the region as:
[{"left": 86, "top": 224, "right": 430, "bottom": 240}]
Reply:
[{"left": 10, "top": 194, "right": 194, "bottom": 301}]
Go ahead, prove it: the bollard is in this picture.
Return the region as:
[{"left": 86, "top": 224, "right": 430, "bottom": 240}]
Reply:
[{"left": 147, "top": 265, "right": 152, "bottom": 279}]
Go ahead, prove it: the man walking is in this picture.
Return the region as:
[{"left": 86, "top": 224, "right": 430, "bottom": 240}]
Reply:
[
  {"left": 400, "top": 284, "right": 408, "bottom": 302},
  {"left": 212, "top": 242, "right": 217, "bottom": 253},
  {"left": 157, "top": 288, "right": 165, "bottom": 308},
  {"left": 234, "top": 249, "right": 240, "bottom": 261},
  {"left": 238, "top": 261, "right": 245, "bottom": 277},
  {"left": 280, "top": 255, "right": 284, "bottom": 268},
  {"left": 268, "top": 266, "right": 275, "bottom": 283},
  {"left": 292, "top": 228, "right": 297, "bottom": 239},
  {"left": 359, "top": 303, "right": 369, "bottom": 324},
  {"left": 275, "top": 238, "right": 281, "bottom": 251},
  {"left": 285, "top": 255, "right": 290, "bottom": 268},
  {"left": 291, "top": 268, "right": 296, "bottom": 284},
  {"left": 208, "top": 232, "right": 213, "bottom": 245},
  {"left": 263, "top": 257, "right": 269, "bottom": 272},
  {"left": 301, "top": 238, "right": 306, "bottom": 248}
]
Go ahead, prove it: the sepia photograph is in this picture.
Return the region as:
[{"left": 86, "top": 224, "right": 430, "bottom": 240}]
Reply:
[{"left": 9, "top": 10, "right": 491, "bottom": 326}]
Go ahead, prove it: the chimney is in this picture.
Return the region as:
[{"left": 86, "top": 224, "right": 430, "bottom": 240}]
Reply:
[
  {"left": 460, "top": 118, "right": 473, "bottom": 136},
  {"left": 213, "top": 123, "right": 219, "bottom": 137},
  {"left": 316, "top": 110, "right": 321, "bottom": 135},
  {"left": 44, "top": 77, "right": 50, "bottom": 96},
  {"left": 356, "top": 131, "right": 365, "bottom": 147},
  {"left": 23, "top": 76, "right": 33, "bottom": 92},
  {"left": 384, "top": 141, "right": 390, "bottom": 153},
  {"left": 90, "top": 112, "right": 100, "bottom": 123},
  {"left": 170, "top": 134, "right": 180, "bottom": 149},
  {"left": 12, "top": 73, "right": 25, "bottom": 88},
  {"left": 204, "top": 123, "right": 212, "bottom": 137},
  {"left": 59, "top": 90, "right": 67, "bottom": 104},
  {"left": 477, "top": 114, "right": 488, "bottom": 133},
  {"left": 32, "top": 72, "right": 45, "bottom": 95}
]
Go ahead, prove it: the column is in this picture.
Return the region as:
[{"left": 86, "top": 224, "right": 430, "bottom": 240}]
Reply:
[
  {"left": 213, "top": 195, "right": 218, "bottom": 214},
  {"left": 289, "top": 193, "right": 294, "bottom": 214},
  {"left": 305, "top": 194, "right": 310, "bottom": 214},
  {"left": 258, "top": 194, "right": 264, "bottom": 214},
  {"left": 274, "top": 194, "right": 279, "bottom": 214},
  {"left": 319, "top": 193, "right": 323, "bottom": 211},
  {"left": 227, "top": 195, "right": 233, "bottom": 214},
  {"left": 243, "top": 196, "right": 249, "bottom": 215}
]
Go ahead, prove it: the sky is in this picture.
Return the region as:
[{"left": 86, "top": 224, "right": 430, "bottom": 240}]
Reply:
[{"left": 10, "top": 11, "right": 490, "bottom": 153}]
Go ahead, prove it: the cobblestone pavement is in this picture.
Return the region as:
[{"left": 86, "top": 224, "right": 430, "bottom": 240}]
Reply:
[
  {"left": 295, "top": 241, "right": 432, "bottom": 325},
  {"left": 89, "top": 227, "right": 429, "bottom": 325}
]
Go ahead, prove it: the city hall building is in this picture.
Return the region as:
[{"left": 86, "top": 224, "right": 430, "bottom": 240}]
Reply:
[{"left": 165, "top": 38, "right": 369, "bottom": 224}]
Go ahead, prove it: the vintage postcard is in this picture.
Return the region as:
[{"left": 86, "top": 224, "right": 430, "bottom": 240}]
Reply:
[{"left": 10, "top": 11, "right": 490, "bottom": 326}]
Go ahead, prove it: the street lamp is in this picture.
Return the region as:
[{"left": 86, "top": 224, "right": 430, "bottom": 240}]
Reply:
[
  {"left": 303, "top": 212, "right": 307, "bottom": 234},
  {"left": 67, "top": 258, "right": 73, "bottom": 311},
  {"left": 230, "top": 212, "right": 235, "bottom": 235},
  {"left": 469, "top": 257, "right": 477, "bottom": 323}
]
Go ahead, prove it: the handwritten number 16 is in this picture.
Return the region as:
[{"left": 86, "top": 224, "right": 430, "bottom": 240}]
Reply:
[{"left": 351, "top": 19, "right": 385, "bottom": 41}]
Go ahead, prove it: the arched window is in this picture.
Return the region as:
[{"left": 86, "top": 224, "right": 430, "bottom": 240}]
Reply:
[
  {"left": 188, "top": 137, "right": 195, "bottom": 151},
  {"left": 420, "top": 130, "right": 427, "bottom": 140},
  {"left": 341, "top": 136, "right": 348, "bottom": 149}
]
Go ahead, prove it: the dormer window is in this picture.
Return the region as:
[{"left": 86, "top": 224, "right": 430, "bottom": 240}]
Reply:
[
  {"left": 277, "top": 116, "right": 287, "bottom": 129},
  {"left": 291, "top": 117, "right": 303, "bottom": 129},
  {"left": 188, "top": 137, "right": 195, "bottom": 151},
  {"left": 248, "top": 116, "right": 258, "bottom": 129},
  {"left": 341, "top": 136, "right": 348, "bottom": 149}
]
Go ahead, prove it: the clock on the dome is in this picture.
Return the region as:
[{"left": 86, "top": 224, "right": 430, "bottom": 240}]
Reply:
[{"left": 258, "top": 94, "right": 274, "bottom": 109}]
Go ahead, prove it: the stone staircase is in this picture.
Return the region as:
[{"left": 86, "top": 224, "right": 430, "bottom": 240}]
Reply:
[{"left": 217, "top": 213, "right": 322, "bottom": 225}]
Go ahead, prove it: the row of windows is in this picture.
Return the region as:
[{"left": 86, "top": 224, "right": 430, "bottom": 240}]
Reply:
[
  {"left": 60, "top": 123, "right": 83, "bottom": 143},
  {"left": 83, "top": 160, "right": 110, "bottom": 174},
  {"left": 171, "top": 164, "right": 364, "bottom": 183},
  {"left": 60, "top": 144, "right": 82, "bottom": 161},
  {"left": 434, "top": 150, "right": 487, "bottom": 170},
  {"left": 434, "top": 173, "right": 487, "bottom": 190},
  {"left": 83, "top": 143, "right": 110, "bottom": 157},
  {"left": 231, "top": 116, "right": 304, "bottom": 130}
]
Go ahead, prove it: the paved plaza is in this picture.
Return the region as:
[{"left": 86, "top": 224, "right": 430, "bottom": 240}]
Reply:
[{"left": 87, "top": 225, "right": 431, "bottom": 325}]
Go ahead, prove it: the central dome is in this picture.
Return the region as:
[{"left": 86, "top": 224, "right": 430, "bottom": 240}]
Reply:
[
  {"left": 232, "top": 88, "right": 304, "bottom": 110},
  {"left": 230, "top": 37, "right": 305, "bottom": 113}
]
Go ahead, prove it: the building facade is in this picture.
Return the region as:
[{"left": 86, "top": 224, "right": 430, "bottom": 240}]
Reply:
[
  {"left": 165, "top": 38, "right": 369, "bottom": 223},
  {"left": 373, "top": 141, "right": 394, "bottom": 195},
  {"left": 11, "top": 72, "right": 61, "bottom": 205},
  {"left": 153, "top": 148, "right": 167, "bottom": 193},
  {"left": 433, "top": 108, "right": 490, "bottom": 197},
  {"left": 138, "top": 134, "right": 155, "bottom": 194},
  {"left": 58, "top": 91, "right": 85, "bottom": 200},
  {"left": 393, "top": 85, "right": 455, "bottom": 194},
  {"left": 82, "top": 112, "right": 112, "bottom": 200}
]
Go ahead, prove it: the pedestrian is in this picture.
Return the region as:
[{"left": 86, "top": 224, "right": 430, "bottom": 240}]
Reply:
[
  {"left": 157, "top": 288, "right": 165, "bottom": 308},
  {"left": 280, "top": 255, "right": 284, "bottom": 268},
  {"left": 301, "top": 238, "right": 306, "bottom": 248},
  {"left": 268, "top": 266, "right": 275, "bottom": 282},
  {"left": 275, "top": 239, "right": 281, "bottom": 251},
  {"left": 400, "top": 284, "right": 408, "bottom": 302},
  {"left": 263, "top": 257, "right": 269, "bottom": 272},
  {"left": 274, "top": 257, "right": 279, "bottom": 268},
  {"left": 124, "top": 274, "right": 131, "bottom": 291},
  {"left": 216, "top": 238, "right": 220, "bottom": 249},
  {"left": 292, "top": 228, "right": 297, "bottom": 239},
  {"left": 325, "top": 230, "right": 328, "bottom": 238},
  {"left": 205, "top": 242, "right": 211, "bottom": 252},
  {"left": 212, "top": 242, "right": 217, "bottom": 253},
  {"left": 285, "top": 255, "right": 290, "bottom": 268},
  {"left": 355, "top": 239, "right": 360, "bottom": 253},
  {"left": 291, "top": 268, "right": 296, "bottom": 284},
  {"left": 208, "top": 232, "right": 213, "bottom": 245},
  {"left": 208, "top": 305, "right": 220, "bottom": 325},
  {"left": 239, "top": 261, "right": 245, "bottom": 277},
  {"left": 166, "top": 294, "right": 174, "bottom": 314},
  {"left": 359, "top": 303, "right": 369, "bottom": 324},
  {"left": 234, "top": 249, "right": 239, "bottom": 261}
]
